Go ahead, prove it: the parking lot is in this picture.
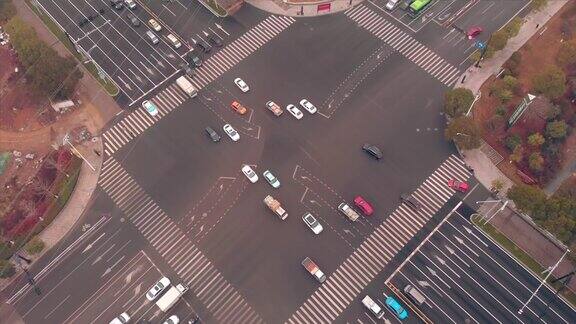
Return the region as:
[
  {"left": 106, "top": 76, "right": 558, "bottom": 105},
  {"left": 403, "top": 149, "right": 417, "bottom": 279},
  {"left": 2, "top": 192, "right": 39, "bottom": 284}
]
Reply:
[
  {"left": 64, "top": 250, "right": 196, "bottom": 324},
  {"left": 384, "top": 207, "right": 576, "bottom": 323}
]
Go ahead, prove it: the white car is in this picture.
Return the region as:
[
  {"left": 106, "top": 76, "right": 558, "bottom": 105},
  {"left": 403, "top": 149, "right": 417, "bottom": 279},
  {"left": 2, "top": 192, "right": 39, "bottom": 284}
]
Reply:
[
  {"left": 142, "top": 100, "right": 158, "bottom": 117},
  {"left": 302, "top": 213, "right": 323, "bottom": 234},
  {"left": 386, "top": 0, "right": 400, "bottom": 10},
  {"left": 286, "top": 104, "right": 303, "bottom": 120},
  {"left": 223, "top": 124, "right": 240, "bottom": 141},
  {"left": 109, "top": 313, "right": 130, "bottom": 324},
  {"left": 263, "top": 170, "right": 280, "bottom": 188},
  {"left": 163, "top": 315, "right": 179, "bottom": 324},
  {"left": 148, "top": 19, "right": 162, "bottom": 32},
  {"left": 241, "top": 165, "right": 258, "bottom": 183},
  {"left": 299, "top": 99, "right": 317, "bottom": 114},
  {"left": 362, "top": 295, "right": 385, "bottom": 319},
  {"left": 124, "top": 0, "right": 137, "bottom": 9},
  {"left": 146, "top": 277, "right": 170, "bottom": 301},
  {"left": 234, "top": 78, "right": 249, "bottom": 92}
]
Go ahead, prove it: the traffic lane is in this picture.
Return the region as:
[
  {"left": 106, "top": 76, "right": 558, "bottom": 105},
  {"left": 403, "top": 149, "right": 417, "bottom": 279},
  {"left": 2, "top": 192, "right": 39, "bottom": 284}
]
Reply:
[
  {"left": 447, "top": 214, "right": 576, "bottom": 323},
  {"left": 454, "top": 0, "right": 531, "bottom": 32},
  {"left": 37, "top": 0, "right": 89, "bottom": 40},
  {"left": 14, "top": 219, "right": 144, "bottom": 324}
]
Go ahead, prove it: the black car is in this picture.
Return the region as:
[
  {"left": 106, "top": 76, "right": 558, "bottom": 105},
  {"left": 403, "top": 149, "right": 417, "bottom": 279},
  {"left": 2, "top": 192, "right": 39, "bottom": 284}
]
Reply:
[
  {"left": 110, "top": 0, "right": 123, "bottom": 10},
  {"left": 195, "top": 40, "right": 211, "bottom": 53},
  {"left": 399, "top": 0, "right": 414, "bottom": 10},
  {"left": 205, "top": 127, "right": 221, "bottom": 142},
  {"left": 400, "top": 194, "right": 422, "bottom": 211},
  {"left": 186, "top": 51, "right": 202, "bottom": 67},
  {"left": 208, "top": 34, "right": 223, "bottom": 47},
  {"left": 126, "top": 13, "right": 140, "bottom": 26},
  {"left": 362, "top": 144, "right": 383, "bottom": 160},
  {"left": 180, "top": 63, "right": 195, "bottom": 78}
]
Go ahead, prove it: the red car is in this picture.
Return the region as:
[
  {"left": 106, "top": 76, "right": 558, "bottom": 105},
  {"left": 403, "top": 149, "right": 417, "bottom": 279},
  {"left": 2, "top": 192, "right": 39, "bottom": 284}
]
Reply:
[
  {"left": 448, "top": 179, "right": 469, "bottom": 193},
  {"left": 354, "top": 196, "right": 374, "bottom": 216},
  {"left": 467, "top": 26, "right": 483, "bottom": 39}
]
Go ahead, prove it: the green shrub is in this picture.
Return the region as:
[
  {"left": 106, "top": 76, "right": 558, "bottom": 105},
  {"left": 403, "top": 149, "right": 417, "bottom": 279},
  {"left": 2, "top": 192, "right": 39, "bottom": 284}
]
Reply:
[
  {"left": 0, "top": 259, "right": 15, "bottom": 278},
  {"left": 546, "top": 120, "right": 568, "bottom": 139},
  {"left": 505, "top": 134, "right": 522, "bottom": 151},
  {"left": 444, "top": 88, "right": 475, "bottom": 117},
  {"left": 25, "top": 236, "right": 45, "bottom": 255},
  {"left": 528, "top": 152, "right": 545, "bottom": 171},
  {"left": 503, "top": 17, "right": 523, "bottom": 39},
  {"left": 527, "top": 133, "right": 545, "bottom": 147},
  {"left": 532, "top": 65, "right": 567, "bottom": 100}
]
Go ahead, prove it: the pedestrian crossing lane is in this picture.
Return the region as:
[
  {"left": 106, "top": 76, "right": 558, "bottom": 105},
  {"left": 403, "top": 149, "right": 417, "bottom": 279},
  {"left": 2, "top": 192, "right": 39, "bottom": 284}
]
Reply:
[
  {"left": 287, "top": 155, "right": 472, "bottom": 323},
  {"left": 345, "top": 5, "right": 461, "bottom": 86},
  {"left": 190, "top": 15, "right": 296, "bottom": 90},
  {"left": 98, "top": 158, "right": 263, "bottom": 323}
]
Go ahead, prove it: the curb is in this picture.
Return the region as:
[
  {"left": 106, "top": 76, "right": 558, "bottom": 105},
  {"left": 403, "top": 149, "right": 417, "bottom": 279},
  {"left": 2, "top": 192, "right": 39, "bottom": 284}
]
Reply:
[{"left": 197, "top": 0, "right": 229, "bottom": 17}]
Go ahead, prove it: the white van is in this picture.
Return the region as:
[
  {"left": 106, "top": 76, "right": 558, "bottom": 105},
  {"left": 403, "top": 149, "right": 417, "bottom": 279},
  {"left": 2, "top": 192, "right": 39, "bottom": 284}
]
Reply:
[
  {"left": 167, "top": 34, "right": 181, "bottom": 49},
  {"left": 146, "top": 30, "right": 159, "bottom": 45},
  {"left": 404, "top": 284, "right": 425, "bottom": 306}
]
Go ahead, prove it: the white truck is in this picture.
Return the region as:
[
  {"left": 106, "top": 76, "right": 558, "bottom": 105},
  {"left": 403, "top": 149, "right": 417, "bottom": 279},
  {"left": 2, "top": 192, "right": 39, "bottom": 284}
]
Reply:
[
  {"left": 176, "top": 76, "right": 198, "bottom": 98},
  {"left": 301, "top": 257, "right": 326, "bottom": 283},
  {"left": 264, "top": 195, "right": 288, "bottom": 220},
  {"left": 156, "top": 284, "right": 188, "bottom": 312},
  {"left": 338, "top": 202, "right": 360, "bottom": 222}
]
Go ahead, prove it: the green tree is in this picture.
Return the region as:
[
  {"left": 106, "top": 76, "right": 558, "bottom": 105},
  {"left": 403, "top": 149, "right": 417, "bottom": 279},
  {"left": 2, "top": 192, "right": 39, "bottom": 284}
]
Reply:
[
  {"left": 503, "top": 75, "right": 519, "bottom": 92},
  {"left": 444, "top": 88, "right": 475, "bottom": 117},
  {"left": 532, "top": 65, "right": 567, "bottom": 99},
  {"left": 505, "top": 134, "right": 522, "bottom": 151},
  {"left": 527, "top": 133, "right": 545, "bottom": 147},
  {"left": 491, "top": 179, "right": 505, "bottom": 192},
  {"left": 556, "top": 41, "right": 576, "bottom": 67},
  {"left": 528, "top": 152, "right": 545, "bottom": 171},
  {"left": 489, "top": 30, "right": 510, "bottom": 51},
  {"left": 531, "top": 0, "right": 547, "bottom": 11},
  {"left": 0, "top": 0, "right": 16, "bottom": 23},
  {"left": 504, "top": 51, "right": 522, "bottom": 76},
  {"left": 510, "top": 145, "right": 524, "bottom": 163},
  {"left": 444, "top": 116, "right": 482, "bottom": 150},
  {"left": 0, "top": 259, "right": 15, "bottom": 278},
  {"left": 25, "top": 236, "right": 45, "bottom": 255},
  {"left": 507, "top": 184, "right": 547, "bottom": 214},
  {"left": 498, "top": 89, "right": 514, "bottom": 102},
  {"left": 546, "top": 120, "right": 568, "bottom": 139}
]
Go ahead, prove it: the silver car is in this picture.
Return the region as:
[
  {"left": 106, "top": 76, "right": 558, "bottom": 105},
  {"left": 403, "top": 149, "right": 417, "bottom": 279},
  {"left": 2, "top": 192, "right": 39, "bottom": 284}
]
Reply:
[
  {"left": 263, "top": 170, "right": 280, "bottom": 188},
  {"left": 146, "top": 277, "right": 170, "bottom": 301}
]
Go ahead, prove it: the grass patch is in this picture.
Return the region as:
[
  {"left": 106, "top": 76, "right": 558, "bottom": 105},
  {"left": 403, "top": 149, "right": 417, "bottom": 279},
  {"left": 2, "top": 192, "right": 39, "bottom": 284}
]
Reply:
[
  {"left": 0, "top": 152, "right": 11, "bottom": 175},
  {"left": 24, "top": 0, "right": 119, "bottom": 96},
  {"left": 472, "top": 216, "right": 576, "bottom": 307}
]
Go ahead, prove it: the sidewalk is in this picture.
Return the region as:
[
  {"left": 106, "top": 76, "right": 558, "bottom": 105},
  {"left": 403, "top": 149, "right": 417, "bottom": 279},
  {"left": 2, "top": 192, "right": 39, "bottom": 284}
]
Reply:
[
  {"left": 246, "top": 0, "right": 364, "bottom": 17},
  {"left": 458, "top": 0, "right": 568, "bottom": 194}
]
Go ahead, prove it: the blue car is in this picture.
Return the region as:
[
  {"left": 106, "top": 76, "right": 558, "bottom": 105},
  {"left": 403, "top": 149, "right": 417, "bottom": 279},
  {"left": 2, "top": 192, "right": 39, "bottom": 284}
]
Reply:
[{"left": 386, "top": 296, "right": 409, "bottom": 320}]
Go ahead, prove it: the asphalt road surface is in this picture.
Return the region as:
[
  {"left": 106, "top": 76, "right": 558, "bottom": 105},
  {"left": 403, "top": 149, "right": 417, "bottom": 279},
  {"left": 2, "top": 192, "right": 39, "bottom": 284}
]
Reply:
[{"left": 4, "top": 1, "right": 574, "bottom": 324}]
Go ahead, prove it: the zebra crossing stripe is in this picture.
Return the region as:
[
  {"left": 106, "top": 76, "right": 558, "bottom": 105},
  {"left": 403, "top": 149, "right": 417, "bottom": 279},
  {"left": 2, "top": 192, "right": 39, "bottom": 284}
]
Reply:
[
  {"left": 98, "top": 158, "right": 263, "bottom": 323},
  {"left": 286, "top": 155, "right": 471, "bottom": 323},
  {"left": 347, "top": 5, "right": 461, "bottom": 86}
]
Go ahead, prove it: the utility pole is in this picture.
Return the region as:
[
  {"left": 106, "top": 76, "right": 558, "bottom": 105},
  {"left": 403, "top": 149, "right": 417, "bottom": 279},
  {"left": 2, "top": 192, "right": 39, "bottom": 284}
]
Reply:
[
  {"left": 475, "top": 33, "right": 492, "bottom": 68},
  {"left": 15, "top": 259, "right": 41, "bottom": 296}
]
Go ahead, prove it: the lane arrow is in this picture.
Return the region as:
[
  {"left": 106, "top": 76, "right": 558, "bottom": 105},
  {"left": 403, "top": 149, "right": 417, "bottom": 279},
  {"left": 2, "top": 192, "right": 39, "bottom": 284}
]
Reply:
[
  {"left": 102, "top": 255, "right": 125, "bottom": 278},
  {"left": 215, "top": 23, "right": 230, "bottom": 36},
  {"left": 82, "top": 232, "right": 106, "bottom": 254}
]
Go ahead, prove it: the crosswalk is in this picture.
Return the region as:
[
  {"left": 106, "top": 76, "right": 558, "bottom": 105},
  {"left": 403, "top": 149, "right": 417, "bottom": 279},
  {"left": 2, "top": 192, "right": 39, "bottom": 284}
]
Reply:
[
  {"left": 189, "top": 15, "right": 295, "bottom": 90},
  {"left": 98, "top": 158, "right": 263, "bottom": 324},
  {"left": 286, "top": 155, "right": 472, "bottom": 324},
  {"left": 346, "top": 5, "right": 461, "bottom": 86},
  {"left": 102, "top": 83, "right": 188, "bottom": 156}
]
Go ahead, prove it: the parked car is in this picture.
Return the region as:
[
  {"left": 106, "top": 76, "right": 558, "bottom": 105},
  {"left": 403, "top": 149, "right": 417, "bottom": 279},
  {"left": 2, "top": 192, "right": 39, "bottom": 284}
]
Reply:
[
  {"left": 124, "top": 0, "right": 136, "bottom": 9},
  {"left": 162, "top": 315, "right": 179, "bottom": 324},
  {"left": 146, "top": 277, "right": 170, "bottom": 301},
  {"left": 223, "top": 124, "right": 239, "bottom": 141},
  {"left": 385, "top": 296, "right": 409, "bottom": 320},
  {"left": 302, "top": 212, "right": 323, "bottom": 234},
  {"left": 208, "top": 34, "right": 223, "bottom": 47},
  {"left": 265, "top": 100, "right": 283, "bottom": 116},
  {"left": 362, "top": 144, "right": 383, "bottom": 160},
  {"left": 142, "top": 100, "right": 159, "bottom": 117},
  {"left": 354, "top": 196, "right": 374, "bottom": 216},
  {"left": 148, "top": 18, "right": 162, "bottom": 31},
  {"left": 386, "top": 0, "right": 400, "bottom": 10},
  {"left": 467, "top": 26, "right": 483, "bottom": 39},
  {"left": 205, "top": 127, "right": 221, "bottom": 142},
  {"left": 263, "top": 170, "right": 280, "bottom": 188},
  {"left": 231, "top": 101, "right": 247, "bottom": 115},
  {"left": 286, "top": 104, "right": 303, "bottom": 120},
  {"left": 299, "top": 99, "right": 317, "bottom": 114},
  {"left": 400, "top": 193, "right": 422, "bottom": 211},
  {"left": 234, "top": 78, "right": 249, "bottom": 92},
  {"left": 241, "top": 165, "right": 258, "bottom": 183},
  {"left": 448, "top": 179, "right": 469, "bottom": 192},
  {"left": 126, "top": 13, "right": 140, "bottom": 27}
]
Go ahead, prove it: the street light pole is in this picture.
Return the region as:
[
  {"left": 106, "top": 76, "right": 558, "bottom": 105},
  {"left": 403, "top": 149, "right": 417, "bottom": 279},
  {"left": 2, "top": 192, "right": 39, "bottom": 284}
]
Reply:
[
  {"left": 518, "top": 249, "right": 570, "bottom": 314},
  {"left": 63, "top": 134, "right": 95, "bottom": 171}
]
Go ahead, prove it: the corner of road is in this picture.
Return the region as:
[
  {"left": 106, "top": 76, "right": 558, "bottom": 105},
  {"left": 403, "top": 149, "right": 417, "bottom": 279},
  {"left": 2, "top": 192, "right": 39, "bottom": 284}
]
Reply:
[
  {"left": 245, "top": 0, "right": 364, "bottom": 17},
  {"left": 456, "top": 0, "right": 569, "bottom": 196}
]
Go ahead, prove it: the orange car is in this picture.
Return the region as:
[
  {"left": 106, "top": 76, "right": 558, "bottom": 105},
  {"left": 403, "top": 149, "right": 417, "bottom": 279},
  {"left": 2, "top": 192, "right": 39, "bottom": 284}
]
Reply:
[{"left": 231, "top": 101, "right": 247, "bottom": 115}]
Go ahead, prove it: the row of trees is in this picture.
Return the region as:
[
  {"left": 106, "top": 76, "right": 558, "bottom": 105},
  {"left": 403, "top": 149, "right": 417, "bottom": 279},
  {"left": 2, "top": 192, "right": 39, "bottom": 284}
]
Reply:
[{"left": 4, "top": 17, "right": 82, "bottom": 99}]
